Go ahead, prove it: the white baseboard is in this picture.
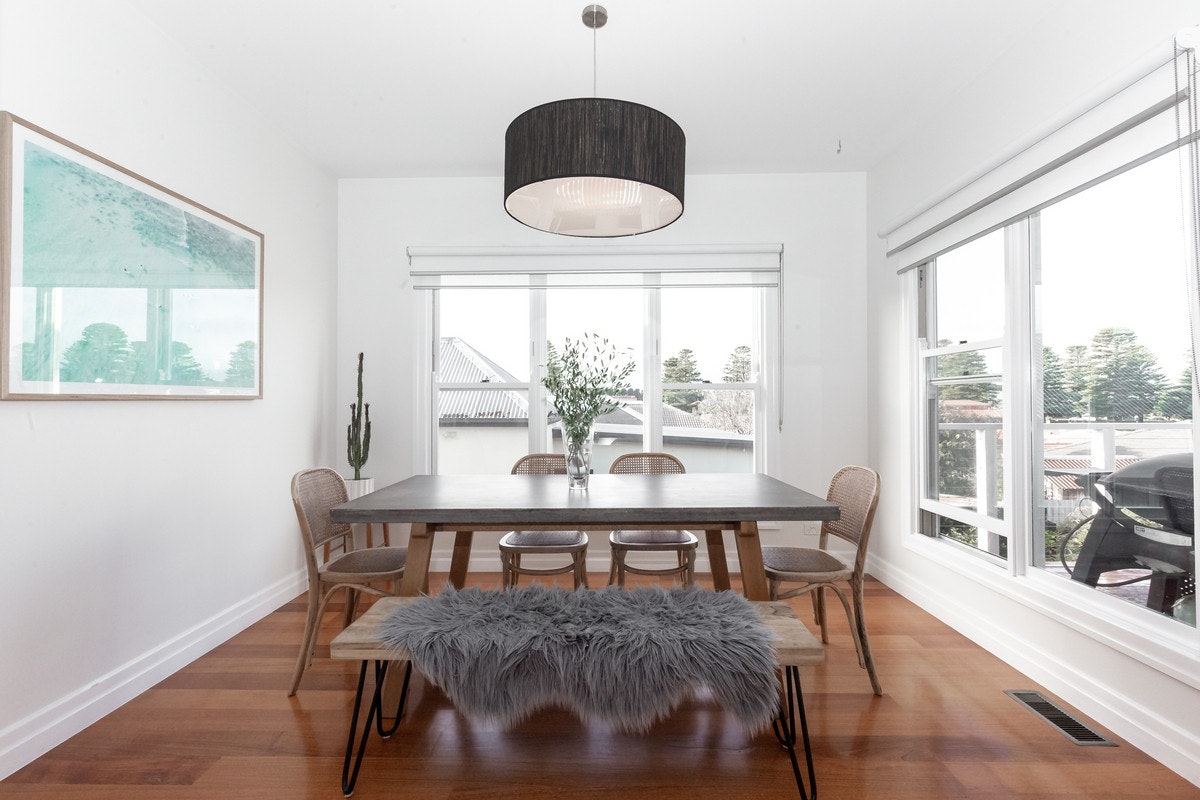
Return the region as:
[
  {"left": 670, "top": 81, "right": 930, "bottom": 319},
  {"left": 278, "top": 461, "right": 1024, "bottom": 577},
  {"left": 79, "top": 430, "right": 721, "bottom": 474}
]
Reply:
[
  {"left": 0, "top": 570, "right": 307, "bottom": 780},
  {"left": 868, "top": 553, "right": 1200, "bottom": 789}
]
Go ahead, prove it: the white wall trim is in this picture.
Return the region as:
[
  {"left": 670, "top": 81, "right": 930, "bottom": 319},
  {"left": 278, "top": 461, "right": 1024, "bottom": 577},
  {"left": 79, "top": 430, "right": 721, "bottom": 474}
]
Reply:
[
  {"left": 0, "top": 570, "right": 307, "bottom": 780},
  {"left": 868, "top": 547, "right": 1200, "bottom": 787},
  {"left": 893, "top": 533, "right": 1200, "bottom": 687}
]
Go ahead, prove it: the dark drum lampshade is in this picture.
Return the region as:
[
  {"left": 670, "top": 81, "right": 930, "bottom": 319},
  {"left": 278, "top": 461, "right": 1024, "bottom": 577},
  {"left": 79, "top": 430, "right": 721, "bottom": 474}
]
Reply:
[{"left": 504, "top": 97, "right": 685, "bottom": 237}]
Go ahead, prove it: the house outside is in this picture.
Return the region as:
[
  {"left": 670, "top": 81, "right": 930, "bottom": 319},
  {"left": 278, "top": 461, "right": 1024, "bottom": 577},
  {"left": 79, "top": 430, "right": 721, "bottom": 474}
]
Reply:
[{"left": 436, "top": 337, "right": 753, "bottom": 474}]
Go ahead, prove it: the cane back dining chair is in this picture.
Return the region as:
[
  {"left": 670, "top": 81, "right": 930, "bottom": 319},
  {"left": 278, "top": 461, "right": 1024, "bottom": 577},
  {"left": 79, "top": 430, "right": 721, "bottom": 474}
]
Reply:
[
  {"left": 289, "top": 468, "right": 407, "bottom": 695},
  {"left": 607, "top": 452, "right": 699, "bottom": 588},
  {"left": 498, "top": 454, "right": 589, "bottom": 589},
  {"left": 761, "top": 465, "right": 882, "bottom": 695}
]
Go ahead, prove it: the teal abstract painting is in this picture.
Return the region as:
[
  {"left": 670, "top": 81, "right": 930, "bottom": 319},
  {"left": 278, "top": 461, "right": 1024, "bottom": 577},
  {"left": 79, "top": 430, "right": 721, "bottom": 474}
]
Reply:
[{"left": 2, "top": 112, "right": 263, "bottom": 398}]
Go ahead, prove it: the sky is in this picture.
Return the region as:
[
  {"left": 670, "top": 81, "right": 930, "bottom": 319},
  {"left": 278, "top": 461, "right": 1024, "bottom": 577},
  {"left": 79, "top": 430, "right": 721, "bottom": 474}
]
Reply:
[
  {"left": 441, "top": 286, "right": 759, "bottom": 387},
  {"left": 937, "top": 150, "right": 1192, "bottom": 383}
]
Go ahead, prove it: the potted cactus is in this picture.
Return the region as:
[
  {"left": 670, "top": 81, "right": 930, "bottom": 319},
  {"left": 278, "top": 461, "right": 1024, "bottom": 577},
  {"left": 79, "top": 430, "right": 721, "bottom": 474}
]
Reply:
[{"left": 345, "top": 352, "right": 373, "bottom": 499}]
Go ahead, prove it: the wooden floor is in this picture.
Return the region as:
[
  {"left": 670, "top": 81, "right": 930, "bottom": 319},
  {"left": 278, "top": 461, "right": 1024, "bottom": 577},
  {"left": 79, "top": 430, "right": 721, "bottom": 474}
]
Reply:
[{"left": 3, "top": 573, "right": 1196, "bottom": 799}]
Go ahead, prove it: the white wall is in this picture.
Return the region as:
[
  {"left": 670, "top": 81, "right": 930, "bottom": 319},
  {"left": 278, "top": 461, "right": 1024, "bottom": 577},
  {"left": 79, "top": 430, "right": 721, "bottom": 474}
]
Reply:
[
  {"left": 337, "top": 172, "right": 869, "bottom": 571},
  {"left": 0, "top": 0, "right": 337, "bottom": 776},
  {"left": 866, "top": 1, "right": 1200, "bottom": 786}
]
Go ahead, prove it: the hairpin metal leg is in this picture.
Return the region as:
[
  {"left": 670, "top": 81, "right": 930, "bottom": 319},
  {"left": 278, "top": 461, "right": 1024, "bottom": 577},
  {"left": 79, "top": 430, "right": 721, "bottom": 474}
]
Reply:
[
  {"left": 377, "top": 660, "right": 413, "bottom": 737},
  {"left": 341, "top": 660, "right": 413, "bottom": 797},
  {"left": 771, "top": 665, "right": 817, "bottom": 799}
]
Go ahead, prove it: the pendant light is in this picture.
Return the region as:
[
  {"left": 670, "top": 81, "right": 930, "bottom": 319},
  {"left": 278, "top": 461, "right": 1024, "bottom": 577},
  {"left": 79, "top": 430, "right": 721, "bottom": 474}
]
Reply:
[{"left": 503, "top": 5, "right": 686, "bottom": 237}]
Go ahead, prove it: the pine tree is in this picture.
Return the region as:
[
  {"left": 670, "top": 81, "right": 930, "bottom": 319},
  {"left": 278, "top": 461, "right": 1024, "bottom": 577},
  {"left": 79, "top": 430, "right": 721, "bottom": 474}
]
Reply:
[
  {"left": 1063, "top": 344, "right": 1090, "bottom": 418},
  {"left": 722, "top": 345, "right": 752, "bottom": 383},
  {"left": 662, "top": 348, "right": 704, "bottom": 412},
  {"left": 225, "top": 340, "right": 257, "bottom": 387},
  {"left": 166, "top": 342, "right": 207, "bottom": 385},
  {"left": 1155, "top": 363, "right": 1193, "bottom": 420},
  {"left": 59, "top": 322, "right": 134, "bottom": 384},
  {"left": 1086, "top": 327, "right": 1164, "bottom": 421},
  {"left": 1041, "top": 346, "right": 1076, "bottom": 420}
]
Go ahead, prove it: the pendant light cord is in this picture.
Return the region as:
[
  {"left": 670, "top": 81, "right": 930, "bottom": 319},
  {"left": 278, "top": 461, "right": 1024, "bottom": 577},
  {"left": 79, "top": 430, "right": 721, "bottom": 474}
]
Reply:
[{"left": 583, "top": 4, "right": 606, "bottom": 97}]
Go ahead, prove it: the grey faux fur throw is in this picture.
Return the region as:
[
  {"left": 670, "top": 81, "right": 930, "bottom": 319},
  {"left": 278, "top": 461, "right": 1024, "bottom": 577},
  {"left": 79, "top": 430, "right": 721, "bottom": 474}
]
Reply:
[{"left": 377, "top": 585, "right": 780, "bottom": 733}]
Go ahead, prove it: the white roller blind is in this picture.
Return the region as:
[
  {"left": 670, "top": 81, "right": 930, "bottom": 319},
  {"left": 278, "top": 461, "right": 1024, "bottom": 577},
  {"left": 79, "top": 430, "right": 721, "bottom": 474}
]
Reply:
[
  {"left": 406, "top": 244, "right": 782, "bottom": 289},
  {"left": 885, "top": 47, "right": 1195, "bottom": 272}
]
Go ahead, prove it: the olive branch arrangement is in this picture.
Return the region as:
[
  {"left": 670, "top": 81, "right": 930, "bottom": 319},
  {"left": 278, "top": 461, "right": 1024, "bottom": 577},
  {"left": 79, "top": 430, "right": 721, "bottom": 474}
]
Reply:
[{"left": 542, "top": 333, "right": 636, "bottom": 449}]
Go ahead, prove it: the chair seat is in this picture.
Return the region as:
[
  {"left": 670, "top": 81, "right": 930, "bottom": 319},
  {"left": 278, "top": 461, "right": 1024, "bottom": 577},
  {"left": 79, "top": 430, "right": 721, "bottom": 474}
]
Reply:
[
  {"left": 764, "top": 466, "right": 882, "bottom": 696},
  {"left": 762, "top": 546, "right": 851, "bottom": 581},
  {"left": 610, "top": 529, "right": 699, "bottom": 548},
  {"left": 499, "top": 530, "right": 587, "bottom": 550},
  {"left": 499, "top": 457, "right": 590, "bottom": 590},
  {"left": 498, "top": 529, "right": 588, "bottom": 589},
  {"left": 290, "top": 466, "right": 408, "bottom": 696},
  {"left": 322, "top": 546, "right": 408, "bottom": 582},
  {"left": 605, "top": 452, "right": 695, "bottom": 588}
]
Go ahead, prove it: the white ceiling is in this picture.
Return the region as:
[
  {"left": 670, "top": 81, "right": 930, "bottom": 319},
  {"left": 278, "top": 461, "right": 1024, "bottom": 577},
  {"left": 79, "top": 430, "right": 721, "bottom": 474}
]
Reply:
[{"left": 126, "top": 0, "right": 1071, "bottom": 178}]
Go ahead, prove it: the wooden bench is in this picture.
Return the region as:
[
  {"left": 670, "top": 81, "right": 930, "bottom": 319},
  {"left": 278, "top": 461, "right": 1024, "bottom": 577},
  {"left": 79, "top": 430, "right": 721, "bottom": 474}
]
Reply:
[{"left": 330, "top": 595, "right": 823, "bottom": 798}]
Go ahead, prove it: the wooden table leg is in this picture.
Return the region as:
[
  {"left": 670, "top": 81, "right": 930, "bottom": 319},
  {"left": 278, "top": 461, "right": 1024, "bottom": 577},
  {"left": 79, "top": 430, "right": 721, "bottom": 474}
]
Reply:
[
  {"left": 397, "top": 522, "right": 433, "bottom": 597},
  {"left": 383, "top": 523, "right": 429, "bottom": 707},
  {"left": 448, "top": 530, "right": 474, "bottom": 589},
  {"left": 705, "top": 529, "right": 731, "bottom": 591},
  {"left": 364, "top": 522, "right": 392, "bottom": 548},
  {"left": 734, "top": 520, "right": 770, "bottom": 600}
]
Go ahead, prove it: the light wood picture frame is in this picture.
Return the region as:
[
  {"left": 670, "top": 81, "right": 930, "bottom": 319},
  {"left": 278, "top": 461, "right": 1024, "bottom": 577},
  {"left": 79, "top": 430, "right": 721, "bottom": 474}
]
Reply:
[{"left": 0, "top": 112, "right": 264, "bottom": 399}]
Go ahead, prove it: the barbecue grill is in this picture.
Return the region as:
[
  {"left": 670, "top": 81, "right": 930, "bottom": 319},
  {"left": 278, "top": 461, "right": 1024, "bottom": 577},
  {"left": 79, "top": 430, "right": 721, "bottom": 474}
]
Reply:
[{"left": 1070, "top": 452, "right": 1195, "bottom": 615}]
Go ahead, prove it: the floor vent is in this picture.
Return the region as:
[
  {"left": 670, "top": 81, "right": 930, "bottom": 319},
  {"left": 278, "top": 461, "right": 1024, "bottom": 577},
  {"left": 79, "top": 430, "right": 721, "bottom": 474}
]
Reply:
[{"left": 1005, "top": 690, "right": 1116, "bottom": 746}]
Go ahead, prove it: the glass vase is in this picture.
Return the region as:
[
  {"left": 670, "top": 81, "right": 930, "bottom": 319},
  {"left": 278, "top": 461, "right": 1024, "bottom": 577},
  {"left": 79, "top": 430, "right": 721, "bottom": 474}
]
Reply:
[{"left": 563, "top": 423, "right": 594, "bottom": 490}]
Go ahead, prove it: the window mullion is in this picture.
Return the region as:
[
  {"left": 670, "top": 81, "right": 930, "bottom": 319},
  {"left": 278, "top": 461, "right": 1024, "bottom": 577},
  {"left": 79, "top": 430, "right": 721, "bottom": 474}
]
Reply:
[
  {"left": 1004, "top": 219, "right": 1033, "bottom": 576},
  {"left": 530, "top": 278, "right": 548, "bottom": 453},
  {"left": 644, "top": 281, "right": 663, "bottom": 452},
  {"left": 419, "top": 288, "right": 438, "bottom": 474}
]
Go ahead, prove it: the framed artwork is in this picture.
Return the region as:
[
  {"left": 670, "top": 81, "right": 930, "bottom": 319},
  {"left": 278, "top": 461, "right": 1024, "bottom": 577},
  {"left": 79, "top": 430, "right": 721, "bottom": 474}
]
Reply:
[{"left": 0, "top": 112, "right": 263, "bottom": 399}]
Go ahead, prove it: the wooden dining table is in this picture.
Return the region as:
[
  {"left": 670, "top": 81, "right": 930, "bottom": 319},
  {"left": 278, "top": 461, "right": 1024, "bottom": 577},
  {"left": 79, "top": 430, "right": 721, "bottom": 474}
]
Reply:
[{"left": 330, "top": 472, "right": 839, "bottom": 600}]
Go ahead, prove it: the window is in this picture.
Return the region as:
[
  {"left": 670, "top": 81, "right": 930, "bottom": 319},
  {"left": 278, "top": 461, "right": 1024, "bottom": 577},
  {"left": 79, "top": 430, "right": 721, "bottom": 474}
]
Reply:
[
  {"left": 546, "top": 285, "right": 645, "bottom": 472},
  {"left": 913, "top": 149, "right": 1195, "bottom": 624},
  {"left": 1033, "top": 152, "right": 1193, "bottom": 618},
  {"left": 412, "top": 247, "right": 781, "bottom": 477},
  {"left": 660, "top": 287, "right": 760, "bottom": 472},
  {"left": 918, "top": 230, "right": 1008, "bottom": 562}
]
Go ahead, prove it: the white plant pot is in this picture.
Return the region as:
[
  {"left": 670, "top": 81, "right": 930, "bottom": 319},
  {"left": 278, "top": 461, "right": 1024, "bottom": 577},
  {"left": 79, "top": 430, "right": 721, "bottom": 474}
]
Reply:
[{"left": 345, "top": 477, "right": 375, "bottom": 500}]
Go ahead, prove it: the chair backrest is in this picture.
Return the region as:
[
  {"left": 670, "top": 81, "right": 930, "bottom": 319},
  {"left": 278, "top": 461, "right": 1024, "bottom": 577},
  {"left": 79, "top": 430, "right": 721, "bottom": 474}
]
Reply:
[
  {"left": 291, "top": 468, "right": 353, "bottom": 568},
  {"left": 822, "top": 465, "right": 881, "bottom": 571},
  {"left": 609, "top": 452, "right": 686, "bottom": 475},
  {"left": 512, "top": 453, "right": 568, "bottom": 475}
]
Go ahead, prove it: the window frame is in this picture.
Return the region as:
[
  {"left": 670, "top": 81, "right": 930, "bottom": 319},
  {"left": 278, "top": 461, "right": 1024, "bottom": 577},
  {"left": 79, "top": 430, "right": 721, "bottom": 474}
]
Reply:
[
  {"left": 915, "top": 228, "right": 1015, "bottom": 565},
  {"left": 414, "top": 260, "right": 781, "bottom": 477},
  {"left": 902, "top": 125, "right": 1200, "bottom": 673}
]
